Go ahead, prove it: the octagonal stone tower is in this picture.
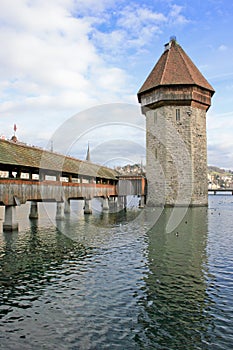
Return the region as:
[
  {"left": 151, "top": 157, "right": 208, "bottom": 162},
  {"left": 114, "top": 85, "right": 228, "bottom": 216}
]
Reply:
[{"left": 138, "top": 38, "right": 215, "bottom": 207}]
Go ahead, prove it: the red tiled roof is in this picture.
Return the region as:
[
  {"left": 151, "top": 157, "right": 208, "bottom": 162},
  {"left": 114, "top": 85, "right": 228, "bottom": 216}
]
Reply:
[{"left": 138, "top": 39, "right": 215, "bottom": 97}]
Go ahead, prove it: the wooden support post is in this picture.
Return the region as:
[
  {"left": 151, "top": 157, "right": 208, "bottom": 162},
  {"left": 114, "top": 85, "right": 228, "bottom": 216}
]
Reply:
[
  {"left": 64, "top": 199, "right": 71, "bottom": 214},
  {"left": 139, "top": 196, "right": 145, "bottom": 208},
  {"left": 102, "top": 197, "right": 109, "bottom": 211},
  {"left": 3, "top": 206, "right": 19, "bottom": 231},
  {"left": 118, "top": 196, "right": 127, "bottom": 211},
  {"left": 123, "top": 196, "right": 127, "bottom": 211},
  {"left": 56, "top": 202, "right": 65, "bottom": 220},
  {"left": 16, "top": 170, "right": 21, "bottom": 178},
  {"left": 39, "top": 172, "right": 45, "bottom": 181},
  {"left": 108, "top": 197, "right": 116, "bottom": 212},
  {"left": 84, "top": 198, "right": 92, "bottom": 214},
  {"left": 29, "top": 201, "right": 38, "bottom": 219}
]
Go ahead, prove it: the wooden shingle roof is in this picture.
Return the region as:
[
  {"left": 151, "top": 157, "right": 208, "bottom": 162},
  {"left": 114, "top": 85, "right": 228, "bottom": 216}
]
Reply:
[
  {"left": 138, "top": 39, "right": 215, "bottom": 99},
  {"left": 0, "top": 138, "right": 118, "bottom": 179}
]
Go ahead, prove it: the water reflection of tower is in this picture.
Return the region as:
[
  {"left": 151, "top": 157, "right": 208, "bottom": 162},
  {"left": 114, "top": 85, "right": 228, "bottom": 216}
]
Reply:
[{"left": 137, "top": 207, "right": 214, "bottom": 349}]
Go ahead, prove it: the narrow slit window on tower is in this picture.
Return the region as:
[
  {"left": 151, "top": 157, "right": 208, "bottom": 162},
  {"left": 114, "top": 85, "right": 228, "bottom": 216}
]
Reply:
[
  {"left": 155, "top": 148, "right": 158, "bottom": 159},
  {"left": 176, "top": 109, "right": 180, "bottom": 121}
]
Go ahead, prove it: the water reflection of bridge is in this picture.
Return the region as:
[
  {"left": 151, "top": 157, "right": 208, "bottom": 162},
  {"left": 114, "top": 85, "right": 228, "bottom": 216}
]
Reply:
[{"left": 0, "top": 139, "right": 146, "bottom": 231}]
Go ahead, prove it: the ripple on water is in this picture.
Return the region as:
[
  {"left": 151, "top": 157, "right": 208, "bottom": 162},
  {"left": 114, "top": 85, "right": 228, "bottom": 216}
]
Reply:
[{"left": 0, "top": 201, "right": 233, "bottom": 349}]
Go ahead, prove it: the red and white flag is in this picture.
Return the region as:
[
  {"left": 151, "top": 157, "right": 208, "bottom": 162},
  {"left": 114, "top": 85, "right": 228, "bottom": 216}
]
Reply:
[{"left": 14, "top": 124, "right": 17, "bottom": 132}]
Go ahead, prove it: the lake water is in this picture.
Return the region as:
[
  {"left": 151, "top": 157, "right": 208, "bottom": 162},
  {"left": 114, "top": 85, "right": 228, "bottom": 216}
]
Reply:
[{"left": 0, "top": 195, "right": 233, "bottom": 349}]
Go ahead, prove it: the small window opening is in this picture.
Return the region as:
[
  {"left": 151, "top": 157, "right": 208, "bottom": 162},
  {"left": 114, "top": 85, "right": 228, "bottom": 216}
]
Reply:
[{"left": 176, "top": 109, "right": 180, "bottom": 122}]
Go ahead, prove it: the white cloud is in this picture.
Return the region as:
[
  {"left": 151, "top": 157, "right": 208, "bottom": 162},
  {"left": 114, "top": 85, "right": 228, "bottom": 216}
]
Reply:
[
  {"left": 218, "top": 44, "right": 227, "bottom": 51},
  {"left": 93, "top": 4, "right": 167, "bottom": 55},
  {"left": 169, "top": 4, "right": 190, "bottom": 24},
  {"left": 68, "top": 0, "right": 119, "bottom": 16},
  {"left": 47, "top": 103, "right": 146, "bottom": 165},
  {"left": 0, "top": 0, "right": 189, "bottom": 114},
  {"left": 117, "top": 6, "right": 167, "bottom": 31},
  {"left": 0, "top": 1, "right": 136, "bottom": 141},
  {"left": 1, "top": 0, "right": 166, "bottom": 136},
  {"left": 4, "top": 0, "right": 230, "bottom": 170},
  {"left": 207, "top": 110, "right": 233, "bottom": 168}
]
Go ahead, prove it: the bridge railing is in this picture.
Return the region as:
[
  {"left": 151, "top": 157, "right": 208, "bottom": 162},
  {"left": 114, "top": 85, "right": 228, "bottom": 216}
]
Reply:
[
  {"left": 117, "top": 175, "right": 146, "bottom": 196},
  {"left": 0, "top": 179, "right": 117, "bottom": 205}
]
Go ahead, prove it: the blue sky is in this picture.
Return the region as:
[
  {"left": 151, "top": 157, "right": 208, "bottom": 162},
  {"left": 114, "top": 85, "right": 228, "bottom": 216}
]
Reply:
[{"left": 0, "top": 0, "right": 233, "bottom": 168}]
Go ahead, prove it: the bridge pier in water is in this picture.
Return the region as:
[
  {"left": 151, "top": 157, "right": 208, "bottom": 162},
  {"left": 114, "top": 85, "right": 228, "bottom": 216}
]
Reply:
[
  {"left": 102, "top": 197, "right": 109, "bottom": 211},
  {"left": 112, "top": 197, "right": 119, "bottom": 211},
  {"left": 0, "top": 174, "right": 145, "bottom": 231},
  {"left": 29, "top": 201, "right": 38, "bottom": 219},
  {"left": 84, "top": 198, "right": 92, "bottom": 214},
  {"left": 64, "top": 199, "right": 71, "bottom": 214},
  {"left": 56, "top": 202, "right": 65, "bottom": 220},
  {"left": 3, "top": 206, "right": 19, "bottom": 232},
  {"left": 139, "top": 195, "right": 145, "bottom": 208},
  {"left": 118, "top": 196, "right": 127, "bottom": 211},
  {"left": 0, "top": 135, "right": 147, "bottom": 232}
]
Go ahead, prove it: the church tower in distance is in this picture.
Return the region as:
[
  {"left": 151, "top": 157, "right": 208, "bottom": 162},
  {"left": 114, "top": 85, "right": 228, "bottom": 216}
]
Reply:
[{"left": 138, "top": 38, "right": 215, "bottom": 207}]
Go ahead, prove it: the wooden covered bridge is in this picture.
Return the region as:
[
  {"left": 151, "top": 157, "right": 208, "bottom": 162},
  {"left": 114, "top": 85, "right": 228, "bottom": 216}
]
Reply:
[{"left": 0, "top": 138, "right": 146, "bottom": 231}]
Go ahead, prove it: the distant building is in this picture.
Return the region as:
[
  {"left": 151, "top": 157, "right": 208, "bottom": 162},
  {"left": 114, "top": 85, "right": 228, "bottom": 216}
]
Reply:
[
  {"left": 115, "top": 163, "right": 146, "bottom": 176},
  {"left": 138, "top": 38, "right": 215, "bottom": 206}
]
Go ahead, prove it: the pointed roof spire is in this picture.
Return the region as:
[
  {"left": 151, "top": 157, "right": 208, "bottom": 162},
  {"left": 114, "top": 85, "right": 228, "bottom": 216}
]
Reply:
[
  {"left": 138, "top": 38, "right": 214, "bottom": 101},
  {"left": 86, "top": 142, "right": 91, "bottom": 162}
]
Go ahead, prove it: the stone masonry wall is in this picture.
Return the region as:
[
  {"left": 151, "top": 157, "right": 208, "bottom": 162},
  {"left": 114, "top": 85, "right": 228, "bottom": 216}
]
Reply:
[{"left": 145, "top": 105, "right": 208, "bottom": 206}]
